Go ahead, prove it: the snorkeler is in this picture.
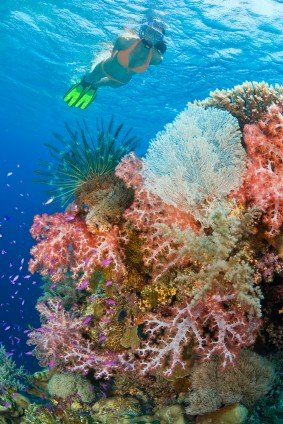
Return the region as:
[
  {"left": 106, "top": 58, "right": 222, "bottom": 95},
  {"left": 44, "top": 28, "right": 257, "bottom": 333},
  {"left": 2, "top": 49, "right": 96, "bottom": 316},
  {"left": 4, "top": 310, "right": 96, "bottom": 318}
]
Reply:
[{"left": 63, "top": 19, "right": 166, "bottom": 110}]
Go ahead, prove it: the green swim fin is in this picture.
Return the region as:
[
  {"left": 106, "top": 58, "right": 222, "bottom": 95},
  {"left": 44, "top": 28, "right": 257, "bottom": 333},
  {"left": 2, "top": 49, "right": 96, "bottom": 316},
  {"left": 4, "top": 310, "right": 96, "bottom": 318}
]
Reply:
[{"left": 63, "top": 78, "right": 98, "bottom": 109}]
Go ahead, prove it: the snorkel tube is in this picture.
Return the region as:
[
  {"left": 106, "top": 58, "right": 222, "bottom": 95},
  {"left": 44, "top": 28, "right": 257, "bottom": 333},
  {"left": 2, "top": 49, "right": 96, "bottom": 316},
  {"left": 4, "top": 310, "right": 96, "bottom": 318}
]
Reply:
[{"left": 139, "top": 19, "right": 166, "bottom": 51}]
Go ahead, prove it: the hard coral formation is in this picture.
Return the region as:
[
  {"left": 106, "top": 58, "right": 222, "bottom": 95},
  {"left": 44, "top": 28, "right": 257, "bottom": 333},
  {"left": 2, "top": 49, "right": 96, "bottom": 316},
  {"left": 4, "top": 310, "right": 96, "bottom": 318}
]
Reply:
[
  {"left": 195, "top": 404, "right": 248, "bottom": 424},
  {"left": 196, "top": 81, "right": 283, "bottom": 127},
  {"left": 0, "top": 344, "right": 26, "bottom": 391},
  {"left": 47, "top": 372, "right": 95, "bottom": 403},
  {"left": 234, "top": 105, "right": 283, "bottom": 236},
  {"left": 91, "top": 396, "right": 142, "bottom": 423}
]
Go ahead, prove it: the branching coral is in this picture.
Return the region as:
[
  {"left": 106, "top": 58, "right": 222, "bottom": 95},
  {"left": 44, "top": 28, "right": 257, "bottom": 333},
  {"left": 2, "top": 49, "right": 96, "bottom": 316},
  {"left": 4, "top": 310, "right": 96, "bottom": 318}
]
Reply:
[
  {"left": 142, "top": 106, "right": 245, "bottom": 215},
  {"left": 195, "top": 81, "right": 283, "bottom": 127},
  {"left": 0, "top": 344, "right": 26, "bottom": 391},
  {"left": 27, "top": 300, "right": 119, "bottom": 379},
  {"left": 185, "top": 349, "right": 275, "bottom": 415},
  {"left": 29, "top": 212, "right": 126, "bottom": 285},
  {"left": 234, "top": 105, "right": 283, "bottom": 237}
]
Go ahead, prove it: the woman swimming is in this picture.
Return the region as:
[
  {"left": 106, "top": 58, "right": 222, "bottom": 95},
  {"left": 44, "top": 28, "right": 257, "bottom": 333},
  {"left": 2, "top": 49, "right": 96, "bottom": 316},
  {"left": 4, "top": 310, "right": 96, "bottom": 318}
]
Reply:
[{"left": 63, "top": 19, "right": 166, "bottom": 109}]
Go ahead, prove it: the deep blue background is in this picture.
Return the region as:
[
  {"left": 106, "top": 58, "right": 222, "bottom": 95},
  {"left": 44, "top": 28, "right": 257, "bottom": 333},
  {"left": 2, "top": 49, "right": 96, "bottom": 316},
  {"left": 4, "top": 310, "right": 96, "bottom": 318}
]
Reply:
[{"left": 0, "top": 0, "right": 282, "bottom": 371}]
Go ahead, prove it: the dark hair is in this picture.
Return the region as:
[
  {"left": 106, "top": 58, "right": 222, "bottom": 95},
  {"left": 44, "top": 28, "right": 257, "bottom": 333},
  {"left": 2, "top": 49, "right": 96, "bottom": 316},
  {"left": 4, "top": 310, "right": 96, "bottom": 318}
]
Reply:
[{"left": 154, "top": 40, "right": 167, "bottom": 54}]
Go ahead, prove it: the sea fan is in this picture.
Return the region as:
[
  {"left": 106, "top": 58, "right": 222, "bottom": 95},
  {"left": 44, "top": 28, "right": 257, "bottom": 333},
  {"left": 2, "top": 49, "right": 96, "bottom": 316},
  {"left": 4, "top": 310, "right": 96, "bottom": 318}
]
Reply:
[
  {"left": 35, "top": 117, "right": 140, "bottom": 206},
  {"left": 142, "top": 105, "right": 246, "bottom": 215}
]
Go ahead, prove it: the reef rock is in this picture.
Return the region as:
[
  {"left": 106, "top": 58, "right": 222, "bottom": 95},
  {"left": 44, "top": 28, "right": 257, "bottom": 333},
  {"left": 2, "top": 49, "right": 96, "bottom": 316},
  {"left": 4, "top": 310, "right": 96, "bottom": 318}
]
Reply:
[
  {"left": 154, "top": 404, "right": 187, "bottom": 423},
  {"left": 91, "top": 396, "right": 142, "bottom": 423},
  {"left": 196, "top": 404, "right": 248, "bottom": 424}
]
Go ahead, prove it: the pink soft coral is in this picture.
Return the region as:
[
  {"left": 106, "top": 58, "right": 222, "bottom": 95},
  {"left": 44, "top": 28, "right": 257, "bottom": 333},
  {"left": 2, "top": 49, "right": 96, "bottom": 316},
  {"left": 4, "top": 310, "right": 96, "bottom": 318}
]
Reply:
[
  {"left": 27, "top": 300, "right": 119, "bottom": 379},
  {"left": 29, "top": 212, "right": 126, "bottom": 285},
  {"left": 116, "top": 154, "right": 199, "bottom": 278},
  {"left": 132, "top": 292, "right": 260, "bottom": 376},
  {"left": 234, "top": 105, "right": 283, "bottom": 236}
]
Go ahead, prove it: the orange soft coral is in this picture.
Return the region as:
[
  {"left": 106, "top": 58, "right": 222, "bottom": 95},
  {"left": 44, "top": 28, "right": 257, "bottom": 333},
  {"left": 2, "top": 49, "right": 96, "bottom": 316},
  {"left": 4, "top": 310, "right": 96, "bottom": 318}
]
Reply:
[{"left": 234, "top": 105, "right": 283, "bottom": 236}]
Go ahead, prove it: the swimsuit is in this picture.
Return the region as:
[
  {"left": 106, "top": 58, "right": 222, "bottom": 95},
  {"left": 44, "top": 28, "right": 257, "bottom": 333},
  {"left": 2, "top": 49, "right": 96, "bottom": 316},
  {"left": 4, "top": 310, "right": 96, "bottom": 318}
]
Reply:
[{"left": 102, "top": 39, "right": 153, "bottom": 84}]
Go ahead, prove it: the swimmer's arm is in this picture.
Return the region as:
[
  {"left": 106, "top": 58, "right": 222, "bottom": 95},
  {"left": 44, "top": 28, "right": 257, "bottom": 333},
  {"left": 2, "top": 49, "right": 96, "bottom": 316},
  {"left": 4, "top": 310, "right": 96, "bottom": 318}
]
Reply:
[{"left": 150, "top": 51, "right": 163, "bottom": 65}]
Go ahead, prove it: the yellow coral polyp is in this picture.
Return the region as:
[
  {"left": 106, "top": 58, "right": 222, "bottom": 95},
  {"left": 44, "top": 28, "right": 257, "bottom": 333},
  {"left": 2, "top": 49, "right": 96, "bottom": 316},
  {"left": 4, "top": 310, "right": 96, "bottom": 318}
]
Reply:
[
  {"left": 140, "top": 283, "right": 177, "bottom": 311},
  {"left": 104, "top": 323, "right": 125, "bottom": 352}
]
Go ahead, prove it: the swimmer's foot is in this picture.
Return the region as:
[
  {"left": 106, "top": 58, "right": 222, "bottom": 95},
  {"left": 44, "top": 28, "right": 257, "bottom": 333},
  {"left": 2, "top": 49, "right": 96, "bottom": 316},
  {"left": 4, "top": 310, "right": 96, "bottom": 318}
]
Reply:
[{"left": 63, "top": 78, "right": 98, "bottom": 109}]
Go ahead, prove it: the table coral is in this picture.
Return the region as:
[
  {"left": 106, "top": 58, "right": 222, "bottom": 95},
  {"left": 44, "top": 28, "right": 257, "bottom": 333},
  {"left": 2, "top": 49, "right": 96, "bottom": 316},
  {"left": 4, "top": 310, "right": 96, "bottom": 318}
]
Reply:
[{"left": 195, "top": 81, "right": 283, "bottom": 127}]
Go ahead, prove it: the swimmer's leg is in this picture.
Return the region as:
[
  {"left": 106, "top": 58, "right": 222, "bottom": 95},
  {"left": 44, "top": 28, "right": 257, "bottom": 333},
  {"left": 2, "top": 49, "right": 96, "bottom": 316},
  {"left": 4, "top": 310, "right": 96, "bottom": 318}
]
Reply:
[
  {"left": 70, "top": 78, "right": 123, "bottom": 109},
  {"left": 94, "top": 77, "right": 125, "bottom": 88},
  {"left": 84, "top": 62, "right": 105, "bottom": 84}
]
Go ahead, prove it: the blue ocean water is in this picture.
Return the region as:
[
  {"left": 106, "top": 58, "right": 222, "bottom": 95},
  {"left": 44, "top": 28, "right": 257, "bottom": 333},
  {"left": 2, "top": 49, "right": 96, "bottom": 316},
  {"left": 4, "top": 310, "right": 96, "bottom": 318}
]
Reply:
[{"left": 0, "top": 0, "right": 282, "bottom": 372}]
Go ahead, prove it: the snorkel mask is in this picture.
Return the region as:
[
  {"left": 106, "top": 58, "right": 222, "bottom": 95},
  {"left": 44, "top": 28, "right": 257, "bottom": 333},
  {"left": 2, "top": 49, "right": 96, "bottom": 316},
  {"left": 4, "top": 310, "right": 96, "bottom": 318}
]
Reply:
[{"left": 139, "top": 19, "right": 165, "bottom": 48}]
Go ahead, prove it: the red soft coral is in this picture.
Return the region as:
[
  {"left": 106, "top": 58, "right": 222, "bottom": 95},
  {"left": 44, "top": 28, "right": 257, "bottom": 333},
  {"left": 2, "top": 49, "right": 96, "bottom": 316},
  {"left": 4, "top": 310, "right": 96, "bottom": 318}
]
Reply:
[
  {"left": 234, "top": 105, "right": 283, "bottom": 236},
  {"left": 130, "top": 292, "right": 260, "bottom": 376},
  {"left": 29, "top": 212, "right": 126, "bottom": 285},
  {"left": 27, "top": 300, "right": 119, "bottom": 379},
  {"left": 116, "top": 154, "right": 199, "bottom": 278}
]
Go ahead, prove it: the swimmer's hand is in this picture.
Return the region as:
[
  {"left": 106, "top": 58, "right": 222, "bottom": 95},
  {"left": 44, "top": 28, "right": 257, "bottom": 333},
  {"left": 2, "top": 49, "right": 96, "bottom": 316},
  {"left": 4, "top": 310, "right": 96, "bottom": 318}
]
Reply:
[{"left": 63, "top": 78, "right": 98, "bottom": 109}]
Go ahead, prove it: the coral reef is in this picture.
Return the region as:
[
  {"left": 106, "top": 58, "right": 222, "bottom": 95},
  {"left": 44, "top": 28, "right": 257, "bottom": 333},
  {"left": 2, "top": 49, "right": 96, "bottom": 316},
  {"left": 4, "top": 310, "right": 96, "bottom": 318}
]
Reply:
[
  {"left": 116, "top": 153, "right": 199, "bottom": 277},
  {"left": 195, "top": 81, "right": 283, "bottom": 127},
  {"left": 75, "top": 172, "right": 134, "bottom": 232},
  {"left": 19, "top": 81, "right": 283, "bottom": 422},
  {"left": 246, "top": 353, "right": 283, "bottom": 424},
  {"left": 91, "top": 396, "right": 142, "bottom": 423},
  {"left": 158, "top": 200, "right": 262, "bottom": 314},
  {"left": 132, "top": 292, "right": 259, "bottom": 377}
]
